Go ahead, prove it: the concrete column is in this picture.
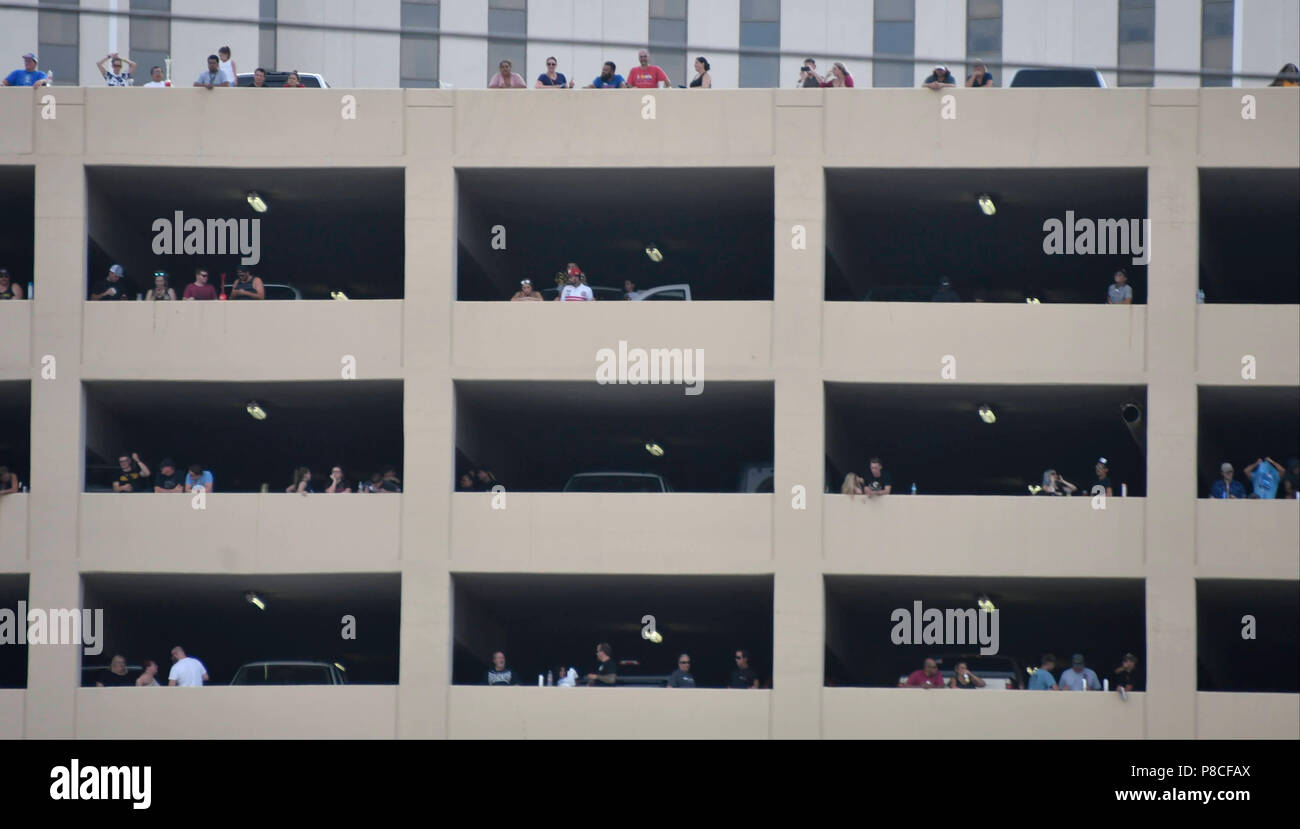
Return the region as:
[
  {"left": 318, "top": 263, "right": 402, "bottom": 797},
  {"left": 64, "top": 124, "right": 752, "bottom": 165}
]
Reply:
[
  {"left": 396, "top": 98, "right": 456, "bottom": 737},
  {"left": 1143, "top": 91, "right": 1199, "bottom": 737},
  {"left": 26, "top": 122, "right": 87, "bottom": 736},
  {"left": 770, "top": 93, "right": 825, "bottom": 738}
]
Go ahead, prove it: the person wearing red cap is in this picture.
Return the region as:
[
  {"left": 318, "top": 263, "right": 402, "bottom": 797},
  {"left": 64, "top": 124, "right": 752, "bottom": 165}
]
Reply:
[{"left": 556, "top": 264, "right": 593, "bottom": 301}]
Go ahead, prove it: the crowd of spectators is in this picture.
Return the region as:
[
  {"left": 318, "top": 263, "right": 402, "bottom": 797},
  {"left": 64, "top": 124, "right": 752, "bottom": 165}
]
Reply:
[
  {"left": 485, "top": 645, "right": 763, "bottom": 689},
  {"left": 457, "top": 467, "right": 503, "bottom": 492},
  {"left": 902, "top": 652, "right": 1142, "bottom": 692},
  {"left": 90, "top": 647, "right": 208, "bottom": 687},
  {"left": 87, "top": 264, "right": 269, "bottom": 301},
  {"left": 5, "top": 43, "right": 1298, "bottom": 91},
  {"left": 102, "top": 452, "right": 402, "bottom": 494},
  {"left": 1210, "top": 456, "right": 1298, "bottom": 499},
  {"left": 841, "top": 456, "right": 1137, "bottom": 498}
]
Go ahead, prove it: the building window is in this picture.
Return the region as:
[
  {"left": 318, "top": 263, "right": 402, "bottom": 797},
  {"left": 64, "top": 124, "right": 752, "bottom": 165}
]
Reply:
[
  {"left": 400, "top": 0, "right": 440, "bottom": 88},
  {"left": 1201, "top": 0, "right": 1234, "bottom": 87},
  {"left": 739, "top": 0, "right": 779, "bottom": 88},
  {"left": 1117, "top": 0, "right": 1155, "bottom": 87},
  {"left": 966, "top": 0, "right": 1001, "bottom": 86},
  {"left": 873, "top": 0, "right": 914, "bottom": 88},
  {"left": 487, "top": 0, "right": 526, "bottom": 86},
  {"left": 129, "top": 0, "right": 170, "bottom": 85},
  {"left": 258, "top": 0, "right": 276, "bottom": 72},
  {"left": 649, "top": 0, "right": 687, "bottom": 88},
  {"left": 38, "top": 0, "right": 79, "bottom": 86}
]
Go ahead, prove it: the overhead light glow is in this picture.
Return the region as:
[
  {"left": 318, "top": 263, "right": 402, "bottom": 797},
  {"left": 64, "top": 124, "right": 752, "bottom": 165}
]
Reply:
[
  {"left": 330, "top": 291, "right": 349, "bottom": 300},
  {"left": 644, "top": 245, "right": 663, "bottom": 263},
  {"left": 246, "top": 401, "right": 268, "bottom": 421},
  {"left": 977, "top": 595, "right": 996, "bottom": 613},
  {"left": 246, "top": 191, "right": 268, "bottom": 213},
  {"left": 645, "top": 442, "right": 665, "bottom": 457},
  {"left": 245, "top": 592, "right": 266, "bottom": 611},
  {"left": 977, "top": 405, "right": 996, "bottom": 424},
  {"left": 1025, "top": 297, "right": 1041, "bottom": 304},
  {"left": 977, "top": 194, "right": 996, "bottom": 216}
]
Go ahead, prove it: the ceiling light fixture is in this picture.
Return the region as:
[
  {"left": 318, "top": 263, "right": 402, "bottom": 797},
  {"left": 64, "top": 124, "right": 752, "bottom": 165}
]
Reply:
[
  {"left": 330, "top": 291, "right": 349, "bottom": 300},
  {"left": 245, "top": 592, "right": 266, "bottom": 611},
  {"left": 977, "top": 405, "right": 996, "bottom": 424},
  {"left": 977, "top": 194, "right": 996, "bottom": 216},
  {"left": 1025, "top": 297, "right": 1041, "bottom": 304},
  {"left": 246, "top": 191, "right": 268, "bottom": 213},
  {"left": 644, "top": 245, "right": 663, "bottom": 263},
  {"left": 645, "top": 442, "right": 665, "bottom": 457},
  {"left": 977, "top": 595, "right": 996, "bottom": 613},
  {"left": 245, "top": 401, "right": 268, "bottom": 421}
]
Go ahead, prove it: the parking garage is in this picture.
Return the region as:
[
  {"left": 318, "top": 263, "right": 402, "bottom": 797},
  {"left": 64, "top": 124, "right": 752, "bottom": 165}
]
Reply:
[
  {"left": 455, "top": 380, "right": 773, "bottom": 492},
  {"left": 824, "top": 575, "right": 1146, "bottom": 688},
  {"left": 825, "top": 382, "right": 1148, "bottom": 495},
  {"left": 456, "top": 168, "right": 774, "bottom": 301},
  {"left": 452, "top": 573, "right": 773, "bottom": 687},
  {"left": 0, "top": 574, "right": 27, "bottom": 688},
  {"left": 1198, "top": 386, "right": 1299, "bottom": 497},
  {"left": 0, "top": 166, "right": 33, "bottom": 294},
  {"left": 0, "top": 382, "right": 29, "bottom": 487},
  {"left": 86, "top": 166, "right": 404, "bottom": 300},
  {"left": 83, "top": 380, "right": 402, "bottom": 493},
  {"left": 80, "top": 572, "right": 400, "bottom": 685},
  {"left": 825, "top": 168, "right": 1148, "bottom": 303}
]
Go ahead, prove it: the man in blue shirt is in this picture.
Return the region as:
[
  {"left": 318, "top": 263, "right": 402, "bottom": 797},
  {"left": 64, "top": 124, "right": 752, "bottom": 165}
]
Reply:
[
  {"left": 2, "top": 53, "right": 49, "bottom": 87},
  {"left": 1209, "top": 462, "right": 1246, "bottom": 499},
  {"left": 1244, "top": 457, "right": 1284, "bottom": 499},
  {"left": 1027, "top": 653, "right": 1058, "bottom": 690},
  {"left": 1058, "top": 654, "right": 1100, "bottom": 691},
  {"left": 585, "top": 61, "right": 626, "bottom": 89}
]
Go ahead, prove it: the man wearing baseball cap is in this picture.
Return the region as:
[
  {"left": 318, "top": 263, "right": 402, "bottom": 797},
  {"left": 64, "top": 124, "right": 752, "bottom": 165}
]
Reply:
[
  {"left": 510, "top": 279, "right": 542, "bottom": 301},
  {"left": 1058, "top": 653, "right": 1100, "bottom": 691},
  {"left": 2, "top": 53, "right": 49, "bottom": 87},
  {"left": 1209, "top": 461, "right": 1245, "bottom": 499},
  {"left": 90, "top": 264, "right": 131, "bottom": 301},
  {"left": 923, "top": 64, "right": 956, "bottom": 89}
]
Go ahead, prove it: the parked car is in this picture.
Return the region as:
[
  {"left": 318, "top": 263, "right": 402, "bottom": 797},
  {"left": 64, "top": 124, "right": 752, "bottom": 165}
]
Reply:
[
  {"left": 260, "top": 282, "right": 303, "bottom": 300},
  {"left": 897, "top": 653, "right": 1026, "bottom": 690},
  {"left": 627, "top": 283, "right": 693, "bottom": 301},
  {"left": 1009, "top": 68, "right": 1106, "bottom": 87},
  {"left": 236, "top": 71, "right": 330, "bottom": 88},
  {"left": 562, "top": 472, "right": 673, "bottom": 493},
  {"left": 541, "top": 285, "right": 626, "bottom": 301},
  {"left": 540, "top": 284, "right": 693, "bottom": 301},
  {"left": 229, "top": 660, "right": 348, "bottom": 685}
]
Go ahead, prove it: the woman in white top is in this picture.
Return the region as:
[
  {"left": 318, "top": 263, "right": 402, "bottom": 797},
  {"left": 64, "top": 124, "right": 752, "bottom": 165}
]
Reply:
[{"left": 217, "top": 46, "right": 236, "bottom": 85}]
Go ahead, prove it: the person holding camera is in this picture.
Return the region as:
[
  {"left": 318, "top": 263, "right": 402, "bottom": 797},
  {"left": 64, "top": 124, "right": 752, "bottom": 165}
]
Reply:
[{"left": 797, "top": 59, "right": 823, "bottom": 88}]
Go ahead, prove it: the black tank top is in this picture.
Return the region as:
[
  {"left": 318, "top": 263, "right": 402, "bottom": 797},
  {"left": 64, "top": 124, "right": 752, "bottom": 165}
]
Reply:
[
  {"left": 0, "top": 284, "right": 14, "bottom": 299},
  {"left": 690, "top": 74, "right": 703, "bottom": 88}
]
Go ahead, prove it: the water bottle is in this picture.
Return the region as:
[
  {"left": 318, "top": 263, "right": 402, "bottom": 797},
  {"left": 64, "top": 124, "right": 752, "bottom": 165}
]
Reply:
[
  {"left": 546, "top": 670, "right": 553, "bottom": 686},
  {"left": 910, "top": 483, "right": 917, "bottom": 495},
  {"left": 1197, "top": 288, "right": 1205, "bottom": 304},
  {"left": 537, "top": 674, "right": 544, "bottom": 686},
  {"left": 27, "top": 282, "right": 33, "bottom": 299}
]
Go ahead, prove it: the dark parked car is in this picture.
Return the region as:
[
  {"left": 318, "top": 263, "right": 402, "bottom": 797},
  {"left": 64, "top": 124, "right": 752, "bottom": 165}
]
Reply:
[
  {"left": 1010, "top": 68, "right": 1106, "bottom": 87},
  {"left": 229, "top": 660, "right": 348, "bottom": 685}
]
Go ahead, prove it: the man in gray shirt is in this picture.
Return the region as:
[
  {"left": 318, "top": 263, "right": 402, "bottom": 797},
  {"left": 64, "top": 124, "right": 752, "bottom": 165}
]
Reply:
[
  {"left": 666, "top": 653, "right": 696, "bottom": 688},
  {"left": 193, "top": 55, "right": 229, "bottom": 88},
  {"left": 1058, "top": 653, "right": 1101, "bottom": 690}
]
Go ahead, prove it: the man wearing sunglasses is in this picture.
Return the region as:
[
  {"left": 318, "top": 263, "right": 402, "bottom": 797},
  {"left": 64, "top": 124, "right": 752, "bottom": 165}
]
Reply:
[
  {"left": 729, "top": 649, "right": 760, "bottom": 689},
  {"left": 667, "top": 653, "right": 696, "bottom": 688}
]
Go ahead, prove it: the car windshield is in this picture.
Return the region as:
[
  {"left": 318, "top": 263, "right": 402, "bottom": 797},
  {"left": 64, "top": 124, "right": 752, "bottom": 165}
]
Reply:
[
  {"left": 236, "top": 664, "right": 332, "bottom": 684},
  {"left": 564, "top": 475, "right": 664, "bottom": 492},
  {"left": 1010, "top": 69, "right": 1102, "bottom": 87}
]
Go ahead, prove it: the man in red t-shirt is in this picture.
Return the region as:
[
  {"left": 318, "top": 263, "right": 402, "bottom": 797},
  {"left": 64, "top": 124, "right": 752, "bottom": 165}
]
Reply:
[
  {"left": 901, "top": 657, "right": 947, "bottom": 689},
  {"left": 626, "top": 49, "right": 669, "bottom": 88},
  {"left": 182, "top": 267, "right": 218, "bottom": 300}
]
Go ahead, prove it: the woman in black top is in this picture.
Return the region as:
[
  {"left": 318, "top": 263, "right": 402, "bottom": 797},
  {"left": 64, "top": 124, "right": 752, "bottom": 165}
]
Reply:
[
  {"left": 286, "top": 466, "right": 313, "bottom": 494},
  {"left": 689, "top": 56, "right": 711, "bottom": 88},
  {"left": 149, "top": 272, "right": 176, "bottom": 301}
]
